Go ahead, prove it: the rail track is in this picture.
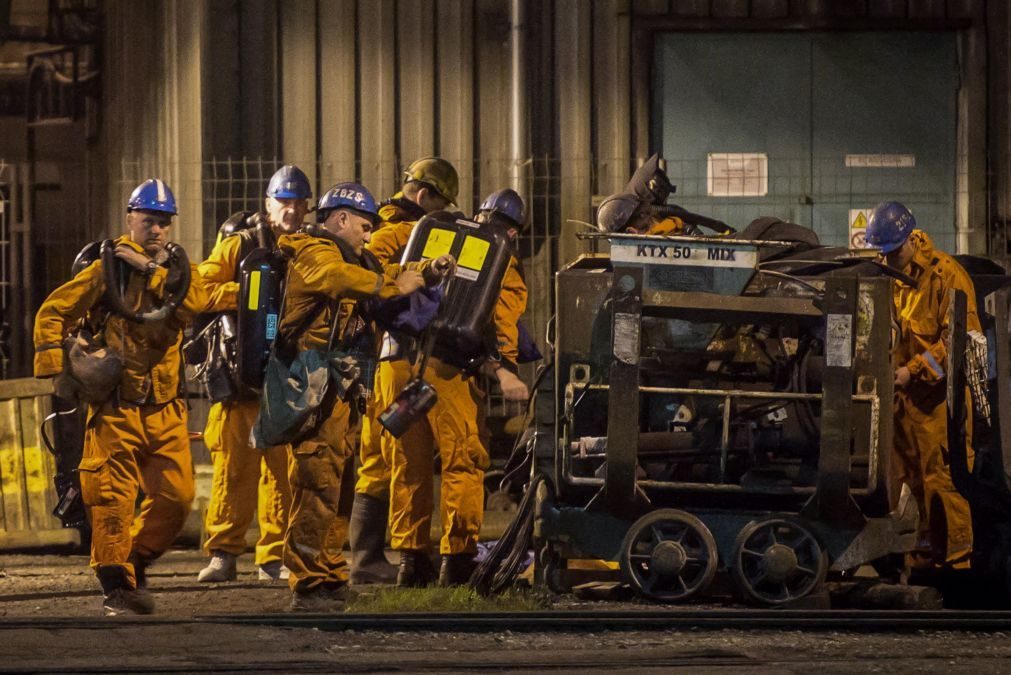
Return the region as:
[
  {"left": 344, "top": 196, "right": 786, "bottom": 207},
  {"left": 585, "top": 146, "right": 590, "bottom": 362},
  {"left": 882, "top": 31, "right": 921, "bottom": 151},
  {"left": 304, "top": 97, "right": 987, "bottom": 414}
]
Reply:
[{"left": 3, "top": 608, "right": 1011, "bottom": 632}]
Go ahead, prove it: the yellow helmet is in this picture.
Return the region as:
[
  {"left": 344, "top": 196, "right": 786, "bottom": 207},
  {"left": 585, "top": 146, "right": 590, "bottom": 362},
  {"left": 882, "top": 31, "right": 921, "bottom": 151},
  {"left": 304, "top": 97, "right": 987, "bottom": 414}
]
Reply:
[{"left": 403, "top": 156, "right": 459, "bottom": 204}]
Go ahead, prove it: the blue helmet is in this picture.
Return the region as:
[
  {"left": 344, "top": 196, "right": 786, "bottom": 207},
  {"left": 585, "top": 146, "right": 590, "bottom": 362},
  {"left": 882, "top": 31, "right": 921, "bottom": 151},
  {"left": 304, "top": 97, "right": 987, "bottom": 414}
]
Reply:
[
  {"left": 316, "top": 182, "right": 380, "bottom": 224},
  {"left": 865, "top": 201, "right": 916, "bottom": 254},
  {"left": 479, "top": 188, "right": 525, "bottom": 228},
  {"left": 127, "top": 178, "right": 178, "bottom": 215},
  {"left": 266, "top": 164, "right": 312, "bottom": 200}
]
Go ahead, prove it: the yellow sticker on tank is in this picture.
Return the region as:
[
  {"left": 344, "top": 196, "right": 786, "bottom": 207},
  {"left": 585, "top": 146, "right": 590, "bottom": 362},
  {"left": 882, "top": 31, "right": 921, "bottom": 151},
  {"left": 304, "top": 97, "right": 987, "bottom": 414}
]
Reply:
[
  {"left": 422, "top": 228, "right": 456, "bottom": 259},
  {"left": 248, "top": 270, "right": 261, "bottom": 310},
  {"left": 458, "top": 236, "right": 490, "bottom": 271}
]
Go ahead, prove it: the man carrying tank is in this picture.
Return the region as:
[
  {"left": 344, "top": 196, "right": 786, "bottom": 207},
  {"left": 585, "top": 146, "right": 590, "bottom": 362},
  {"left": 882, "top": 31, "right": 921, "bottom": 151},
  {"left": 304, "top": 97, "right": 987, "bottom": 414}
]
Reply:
[
  {"left": 33, "top": 179, "right": 209, "bottom": 615},
  {"left": 348, "top": 157, "right": 461, "bottom": 585},
  {"left": 274, "top": 181, "right": 453, "bottom": 610},
  {"left": 365, "top": 160, "right": 531, "bottom": 587},
  {"left": 195, "top": 165, "right": 310, "bottom": 583},
  {"left": 865, "top": 201, "right": 980, "bottom": 570}
]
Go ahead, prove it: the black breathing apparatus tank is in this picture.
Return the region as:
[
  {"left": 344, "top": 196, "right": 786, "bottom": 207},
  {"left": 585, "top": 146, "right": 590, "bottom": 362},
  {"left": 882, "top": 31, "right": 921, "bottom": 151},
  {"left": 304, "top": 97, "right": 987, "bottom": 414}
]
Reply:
[
  {"left": 399, "top": 211, "right": 513, "bottom": 366},
  {"left": 236, "top": 244, "right": 284, "bottom": 390}
]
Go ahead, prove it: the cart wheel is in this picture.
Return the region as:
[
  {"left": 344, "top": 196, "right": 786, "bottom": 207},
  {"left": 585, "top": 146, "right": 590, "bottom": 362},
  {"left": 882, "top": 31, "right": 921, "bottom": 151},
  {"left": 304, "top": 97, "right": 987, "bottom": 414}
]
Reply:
[
  {"left": 539, "top": 545, "right": 569, "bottom": 594},
  {"left": 730, "top": 518, "right": 827, "bottom": 606},
  {"left": 619, "top": 509, "right": 719, "bottom": 602}
]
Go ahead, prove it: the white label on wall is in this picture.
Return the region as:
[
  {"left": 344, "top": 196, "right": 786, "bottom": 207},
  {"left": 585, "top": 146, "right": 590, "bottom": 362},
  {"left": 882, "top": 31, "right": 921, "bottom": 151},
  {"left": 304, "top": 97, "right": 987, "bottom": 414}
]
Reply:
[
  {"left": 706, "top": 153, "right": 768, "bottom": 197},
  {"left": 848, "top": 208, "right": 873, "bottom": 249},
  {"left": 844, "top": 154, "right": 916, "bottom": 168},
  {"left": 826, "top": 313, "right": 853, "bottom": 368}
]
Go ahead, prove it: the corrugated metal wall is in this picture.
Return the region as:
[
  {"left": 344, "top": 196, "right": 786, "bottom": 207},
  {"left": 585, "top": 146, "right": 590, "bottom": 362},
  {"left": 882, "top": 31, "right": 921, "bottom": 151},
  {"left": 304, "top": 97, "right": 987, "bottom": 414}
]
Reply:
[
  {"left": 3, "top": 0, "right": 1005, "bottom": 378},
  {"left": 95, "top": 0, "right": 1003, "bottom": 252}
]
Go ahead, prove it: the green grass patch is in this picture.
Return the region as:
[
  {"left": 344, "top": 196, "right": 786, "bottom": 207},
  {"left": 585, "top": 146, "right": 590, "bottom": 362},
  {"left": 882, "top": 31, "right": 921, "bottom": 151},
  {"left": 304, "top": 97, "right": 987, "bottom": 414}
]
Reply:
[{"left": 346, "top": 586, "right": 551, "bottom": 614}]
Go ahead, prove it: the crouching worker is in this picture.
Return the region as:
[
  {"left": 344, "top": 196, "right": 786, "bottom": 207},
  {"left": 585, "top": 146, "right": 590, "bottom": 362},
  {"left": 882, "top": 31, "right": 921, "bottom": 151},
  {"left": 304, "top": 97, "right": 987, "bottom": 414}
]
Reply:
[
  {"left": 252, "top": 182, "right": 454, "bottom": 611},
  {"left": 33, "top": 179, "right": 209, "bottom": 616},
  {"left": 595, "top": 191, "right": 684, "bottom": 236}
]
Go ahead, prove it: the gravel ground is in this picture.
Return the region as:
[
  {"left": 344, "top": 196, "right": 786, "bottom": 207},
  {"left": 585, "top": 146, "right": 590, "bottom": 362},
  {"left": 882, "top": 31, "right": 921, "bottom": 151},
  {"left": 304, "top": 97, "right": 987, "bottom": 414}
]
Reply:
[{"left": 3, "top": 550, "right": 1011, "bottom": 672}]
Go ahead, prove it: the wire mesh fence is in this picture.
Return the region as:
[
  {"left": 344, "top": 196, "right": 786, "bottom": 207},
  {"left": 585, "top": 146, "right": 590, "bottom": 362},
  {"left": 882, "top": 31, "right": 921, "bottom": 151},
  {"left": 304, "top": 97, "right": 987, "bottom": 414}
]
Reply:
[{"left": 5, "top": 149, "right": 987, "bottom": 389}]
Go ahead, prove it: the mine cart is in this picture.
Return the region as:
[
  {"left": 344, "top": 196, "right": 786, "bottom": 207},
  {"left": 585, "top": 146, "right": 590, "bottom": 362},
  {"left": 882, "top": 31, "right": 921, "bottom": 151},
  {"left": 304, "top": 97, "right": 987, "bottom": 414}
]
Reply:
[{"left": 533, "top": 232, "right": 919, "bottom": 605}]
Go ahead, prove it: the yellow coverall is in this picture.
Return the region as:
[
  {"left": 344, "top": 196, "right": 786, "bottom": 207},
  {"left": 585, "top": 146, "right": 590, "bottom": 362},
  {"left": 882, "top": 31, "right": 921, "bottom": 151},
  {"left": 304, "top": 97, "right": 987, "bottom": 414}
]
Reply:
[
  {"left": 275, "top": 232, "right": 410, "bottom": 592},
  {"left": 355, "top": 197, "right": 425, "bottom": 500},
  {"left": 891, "top": 230, "right": 980, "bottom": 567},
  {"left": 197, "top": 233, "right": 292, "bottom": 566},
  {"left": 645, "top": 217, "right": 685, "bottom": 236},
  {"left": 365, "top": 216, "right": 526, "bottom": 555},
  {"left": 33, "top": 235, "right": 209, "bottom": 589}
]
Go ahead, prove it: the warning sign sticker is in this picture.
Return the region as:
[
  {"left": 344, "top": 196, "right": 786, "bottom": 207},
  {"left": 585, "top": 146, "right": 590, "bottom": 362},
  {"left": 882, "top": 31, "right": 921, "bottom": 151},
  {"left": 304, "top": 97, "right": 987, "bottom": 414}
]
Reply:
[
  {"left": 848, "top": 208, "right": 873, "bottom": 249},
  {"left": 422, "top": 228, "right": 456, "bottom": 260},
  {"left": 456, "top": 236, "right": 490, "bottom": 281}
]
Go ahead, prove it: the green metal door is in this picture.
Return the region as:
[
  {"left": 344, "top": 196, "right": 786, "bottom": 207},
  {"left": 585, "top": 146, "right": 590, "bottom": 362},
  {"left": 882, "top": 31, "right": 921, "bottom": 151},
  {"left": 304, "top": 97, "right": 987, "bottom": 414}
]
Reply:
[{"left": 654, "top": 32, "right": 957, "bottom": 248}]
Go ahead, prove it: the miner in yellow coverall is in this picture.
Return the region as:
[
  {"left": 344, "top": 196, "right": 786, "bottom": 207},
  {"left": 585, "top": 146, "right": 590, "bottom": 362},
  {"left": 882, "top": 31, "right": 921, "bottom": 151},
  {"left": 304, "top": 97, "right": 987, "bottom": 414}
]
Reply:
[
  {"left": 272, "top": 181, "right": 452, "bottom": 610},
  {"left": 365, "top": 162, "right": 532, "bottom": 587},
  {"left": 865, "top": 201, "right": 980, "bottom": 569},
  {"left": 33, "top": 179, "right": 209, "bottom": 615},
  {"left": 194, "top": 165, "right": 312, "bottom": 583},
  {"left": 349, "top": 157, "right": 461, "bottom": 585}
]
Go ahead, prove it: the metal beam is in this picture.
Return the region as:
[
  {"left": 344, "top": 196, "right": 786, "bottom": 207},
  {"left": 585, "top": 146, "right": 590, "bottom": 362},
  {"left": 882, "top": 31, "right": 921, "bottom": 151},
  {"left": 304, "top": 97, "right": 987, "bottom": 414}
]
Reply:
[{"left": 641, "top": 289, "right": 822, "bottom": 320}]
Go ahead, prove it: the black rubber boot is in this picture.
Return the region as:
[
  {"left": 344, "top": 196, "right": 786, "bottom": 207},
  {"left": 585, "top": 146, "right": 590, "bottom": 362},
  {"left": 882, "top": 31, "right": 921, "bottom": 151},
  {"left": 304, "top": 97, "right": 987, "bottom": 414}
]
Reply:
[
  {"left": 349, "top": 493, "right": 398, "bottom": 585},
  {"left": 128, "top": 551, "right": 152, "bottom": 589},
  {"left": 438, "top": 554, "right": 478, "bottom": 587},
  {"left": 397, "top": 550, "right": 437, "bottom": 588},
  {"left": 97, "top": 565, "right": 155, "bottom": 616}
]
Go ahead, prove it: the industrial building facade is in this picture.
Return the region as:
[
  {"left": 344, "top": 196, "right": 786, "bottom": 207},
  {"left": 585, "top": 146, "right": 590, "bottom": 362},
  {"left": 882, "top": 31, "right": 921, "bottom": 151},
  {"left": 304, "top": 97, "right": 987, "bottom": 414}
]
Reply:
[{"left": 2, "top": 0, "right": 1011, "bottom": 378}]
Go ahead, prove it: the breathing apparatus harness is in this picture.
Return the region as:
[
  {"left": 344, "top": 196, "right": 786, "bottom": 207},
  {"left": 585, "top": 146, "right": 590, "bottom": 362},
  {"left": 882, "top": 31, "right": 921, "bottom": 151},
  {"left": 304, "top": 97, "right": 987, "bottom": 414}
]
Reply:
[{"left": 185, "top": 212, "right": 275, "bottom": 402}]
